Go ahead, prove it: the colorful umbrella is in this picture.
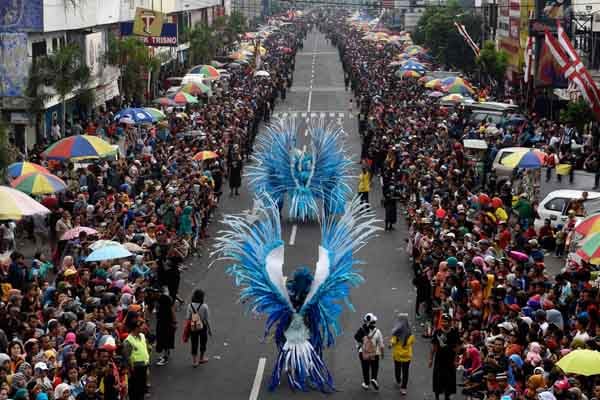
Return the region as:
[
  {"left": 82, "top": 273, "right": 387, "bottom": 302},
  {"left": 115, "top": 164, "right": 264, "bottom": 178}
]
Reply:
[
  {"left": 0, "top": 185, "right": 50, "bottom": 220},
  {"left": 153, "top": 97, "right": 176, "bottom": 107},
  {"left": 86, "top": 244, "right": 132, "bottom": 262},
  {"left": 11, "top": 172, "right": 67, "bottom": 195},
  {"left": 171, "top": 91, "right": 199, "bottom": 104},
  {"left": 43, "top": 135, "right": 114, "bottom": 160},
  {"left": 7, "top": 162, "right": 50, "bottom": 180},
  {"left": 556, "top": 349, "right": 600, "bottom": 376},
  {"left": 575, "top": 213, "right": 600, "bottom": 237},
  {"left": 181, "top": 82, "right": 212, "bottom": 97},
  {"left": 123, "top": 242, "right": 145, "bottom": 253},
  {"left": 143, "top": 107, "right": 166, "bottom": 121},
  {"left": 441, "top": 77, "right": 475, "bottom": 95},
  {"left": 500, "top": 149, "right": 545, "bottom": 169},
  {"left": 425, "top": 79, "right": 443, "bottom": 89},
  {"left": 114, "top": 108, "right": 155, "bottom": 124},
  {"left": 418, "top": 76, "right": 434, "bottom": 84},
  {"left": 576, "top": 232, "right": 600, "bottom": 264},
  {"left": 440, "top": 94, "right": 469, "bottom": 103},
  {"left": 193, "top": 151, "right": 219, "bottom": 161},
  {"left": 397, "top": 70, "right": 422, "bottom": 78},
  {"left": 388, "top": 61, "right": 404, "bottom": 67},
  {"left": 399, "top": 60, "right": 427, "bottom": 74},
  {"left": 61, "top": 226, "right": 98, "bottom": 241},
  {"left": 89, "top": 240, "right": 121, "bottom": 250},
  {"left": 188, "top": 65, "right": 221, "bottom": 80}
]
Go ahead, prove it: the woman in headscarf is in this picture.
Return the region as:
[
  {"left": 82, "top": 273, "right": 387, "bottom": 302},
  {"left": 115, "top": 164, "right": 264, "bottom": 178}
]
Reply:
[
  {"left": 389, "top": 313, "right": 414, "bottom": 395},
  {"left": 508, "top": 354, "right": 525, "bottom": 393}
]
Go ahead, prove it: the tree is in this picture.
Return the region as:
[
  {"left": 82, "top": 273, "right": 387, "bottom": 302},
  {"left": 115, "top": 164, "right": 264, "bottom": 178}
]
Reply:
[
  {"left": 560, "top": 99, "right": 595, "bottom": 134},
  {"left": 413, "top": 1, "right": 482, "bottom": 72},
  {"left": 476, "top": 41, "right": 508, "bottom": 95},
  {"left": 188, "top": 23, "right": 221, "bottom": 66},
  {"left": 43, "top": 44, "right": 90, "bottom": 131},
  {"left": 0, "top": 119, "right": 10, "bottom": 176},
  {"left": 26, "top": 61, "right": 53, "bottom": 143},
  {"left": 105, "top": 36, "right": 160, "bottom": 104}
]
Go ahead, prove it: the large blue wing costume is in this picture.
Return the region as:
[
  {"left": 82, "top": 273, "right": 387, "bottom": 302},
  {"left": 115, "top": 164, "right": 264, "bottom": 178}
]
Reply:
[
  {"left": 212, "top": 195, "right": 381, "bottom": 392},
  {"left": 246, "top": 117, "right": 353, "bottom": 221}
]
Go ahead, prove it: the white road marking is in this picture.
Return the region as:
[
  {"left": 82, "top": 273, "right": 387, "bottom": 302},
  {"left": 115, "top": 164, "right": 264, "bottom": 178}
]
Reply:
[
  {"left": 249, "top": 357, "right": 267, "bottom": 400},
  {"left": 289, "top": 224, "right": 298, "bottom": 245},
  {"left": 307, "top": 91, "right": 313, "bottom": 112}
]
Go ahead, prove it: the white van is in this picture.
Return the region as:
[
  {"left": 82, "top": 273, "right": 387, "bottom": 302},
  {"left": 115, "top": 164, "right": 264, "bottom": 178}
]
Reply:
[{"left": 534, "top": 190, "right": 600, "bottom": 230}]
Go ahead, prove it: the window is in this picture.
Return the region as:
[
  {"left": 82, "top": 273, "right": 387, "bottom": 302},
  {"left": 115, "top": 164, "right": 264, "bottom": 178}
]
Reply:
[
  {"left": 59, "top": 37, "right": 65, "bottom": 48},
  {"left": 52, "top": 38, "right": 58, "bottom": 53},
  {"left": 544, "top": 198, "right": 567, "bottom": 212},
  {"left": 31, "top": 41, "right": 47, "bottom": 63}
]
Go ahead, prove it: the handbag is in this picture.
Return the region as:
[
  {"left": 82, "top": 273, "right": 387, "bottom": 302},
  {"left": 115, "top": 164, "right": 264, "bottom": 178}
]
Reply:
[{"left": 182, "top": 319, "right": 191, "bottom": 343}]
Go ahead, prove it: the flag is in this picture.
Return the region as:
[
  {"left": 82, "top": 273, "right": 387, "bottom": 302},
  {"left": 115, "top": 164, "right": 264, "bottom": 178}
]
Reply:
[
  {"left": 454, "top": 22, "right": 480, "bottom": 57},
  {"left": 523, "top": 35, "right": 535, "bottom": 83},
  {"left": 556, "top": 21, "right": 600, "bottom": 113}
]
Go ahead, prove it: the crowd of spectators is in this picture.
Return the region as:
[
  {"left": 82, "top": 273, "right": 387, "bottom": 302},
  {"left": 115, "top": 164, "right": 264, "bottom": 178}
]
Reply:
[
  {"left": 0, "top": 18, "right": 307, "bottom": 400},
  {"left": 324, "top": 10, "right": 600, "bottom": 400}
]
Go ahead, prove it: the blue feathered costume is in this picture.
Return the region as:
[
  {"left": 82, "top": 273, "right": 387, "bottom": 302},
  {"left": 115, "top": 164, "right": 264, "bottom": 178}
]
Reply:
[
  {"left": 246, "top": 117, "right": 354, "bottom": 221},
  {"left": 212, "top": 195, "right": 380, "bottom": 392}
]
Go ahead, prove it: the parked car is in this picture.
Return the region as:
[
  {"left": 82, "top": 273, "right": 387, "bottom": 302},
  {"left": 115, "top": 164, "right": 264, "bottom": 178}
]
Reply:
[
  {"left": 492, "top": 146, "right": 530, "bottom": 180},
  {"left": 534, "top": 189, "right": 600, "bottom": 230}
]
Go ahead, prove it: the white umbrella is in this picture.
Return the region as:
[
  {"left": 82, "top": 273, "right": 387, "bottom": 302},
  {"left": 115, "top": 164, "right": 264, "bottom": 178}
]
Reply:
[
  {"left": 254, "top": 70, "right": 270, "bottom": 78},
  {"left": 463, "top": 139, "right": 488, "bottom": 150},
  {"left": 89, "top": 240, "right": 121, "bottom": 250}
]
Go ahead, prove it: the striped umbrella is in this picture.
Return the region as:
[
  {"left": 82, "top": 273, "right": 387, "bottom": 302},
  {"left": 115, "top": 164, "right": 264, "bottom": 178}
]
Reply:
[
  {"left": 43, "top": 135, "right": 114, "bottom": 160},
  {"left": 397, "top": 70, "right": 422, "bottom": 78},
  {"left": 500, "top": 149, "right": 545, "bottom": 169},
  {"left": 188, "top": 65, "right": 221, "bottom": 80},
  {"left": 7, "top": 162, "right": 50, "bottom": 180},
  {"left": 575, "top": 213, "right": 600, "bottom": 237},
  {"left": 11, "top": 172, "right": 67, "bottom": 195},
  {"left": 440, "top": 94, "right": 470, "bottom": 103},
  {"left": 0, "top": 185, "right": 50, "bottom": 220},
  {"left": 576, "top": 232, "right": 600, "bottom": 264},
  {"left": 192, "top": 151, "right": 219, "bottom": 161},
  {"left": 171, "top": 91, "right": 199, "bottom": 104},
  {"left": 143, "top": 107, "right": 166, "bottom": 121},
  {"left": 425, "top": 79, "right": 443, "bottom": 89}
]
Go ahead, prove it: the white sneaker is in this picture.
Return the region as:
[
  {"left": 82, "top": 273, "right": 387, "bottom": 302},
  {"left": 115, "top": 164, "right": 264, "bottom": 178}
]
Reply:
[
  {"left": 361, "top": 383, "right": 369, "bottom": 390},
  {"left": 156, "top": 357, "right": 169, "bottom": 366},
  {"left": 371, "top": 379, "right": 379, "bottom": 391}
]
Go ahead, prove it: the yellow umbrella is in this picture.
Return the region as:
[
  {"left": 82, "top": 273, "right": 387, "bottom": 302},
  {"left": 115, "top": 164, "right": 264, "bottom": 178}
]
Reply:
[
  {"left": 556, "top": 349, "right": 600, "bottom": 376},
  {"left": 0, "top": 186, "right": 50, "bottom": 220}
]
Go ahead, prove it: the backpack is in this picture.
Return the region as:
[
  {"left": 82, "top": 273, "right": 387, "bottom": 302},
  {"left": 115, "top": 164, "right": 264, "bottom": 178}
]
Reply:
[
  {"left": 190, "top": 304, "right": 204, "bottom": 332},
  {"left": 362, "top": 330, "right": 378, "bottom": 360}
]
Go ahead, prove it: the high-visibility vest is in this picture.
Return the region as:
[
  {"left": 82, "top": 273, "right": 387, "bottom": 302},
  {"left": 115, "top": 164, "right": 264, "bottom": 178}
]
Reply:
[{"left": 125, "top": 333, "right": 149, "bottom": 366}]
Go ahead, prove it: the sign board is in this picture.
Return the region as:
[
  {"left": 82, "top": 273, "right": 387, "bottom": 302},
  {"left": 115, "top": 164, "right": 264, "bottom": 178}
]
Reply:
[
  {"left": 10, "top": 112, "right": 29, "bottom": 124},
  {"left": 121, "top": 22, "right": 178, "bottom": 47},
  {"left": 0, "top": 32, "right": 29, "bottom": 97},
  {"left": 133, "top": 7, "right": 165, "bottom": 37},
  {"left": 85, "top": 32, "right": 104, "bottom": 77}
]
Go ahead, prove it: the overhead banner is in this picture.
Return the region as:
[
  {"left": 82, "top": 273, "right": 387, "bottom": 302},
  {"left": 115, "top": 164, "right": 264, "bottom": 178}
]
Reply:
[
  {"left": 0, "top": 32, "right": 29, "bottom": 97},
  {"left": 0, "top": 0, "right": 43, "bottom": 32},
  {"left": 132, "top": 7, "right": 165, "bottom": 37},
  {"left": 121, "top": 22, "right": 177, "bottom": 47},
  {"left": 85, "top": 32, "right": 104, "bottom": 77}
]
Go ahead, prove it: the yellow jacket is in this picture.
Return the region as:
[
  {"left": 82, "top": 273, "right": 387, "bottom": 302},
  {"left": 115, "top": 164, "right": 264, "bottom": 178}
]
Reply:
[
  {"left": 358, "top": 171, "right": 371, "bottom": 193},
  {"left": 390, "top": 334, "right": 415, "bottom": 362}
]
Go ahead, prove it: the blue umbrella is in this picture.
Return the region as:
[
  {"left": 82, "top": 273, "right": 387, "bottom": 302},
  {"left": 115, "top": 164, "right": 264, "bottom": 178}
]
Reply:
[
  {"left": 114, "top": 108, "right": 155, "bottom": 124},
  {"left": 85, "top": 244, "right": 132, "bottom": 262},
  {"left": 399, "top": 60, "right": 427, "bottom": 74}
]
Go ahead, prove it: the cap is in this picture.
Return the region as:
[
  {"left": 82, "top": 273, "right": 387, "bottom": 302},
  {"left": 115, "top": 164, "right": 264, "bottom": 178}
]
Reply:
[
  {"left": 363, "top": 313, "right": 378, "bottom": 323},
  {"left": 34, "top": 362, "right": 48, "bottom": 371}
]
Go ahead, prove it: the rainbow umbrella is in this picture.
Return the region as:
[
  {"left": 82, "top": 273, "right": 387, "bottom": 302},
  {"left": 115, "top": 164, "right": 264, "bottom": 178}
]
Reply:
[
  {"left": 188, "top": 65, "right": 221, "bottom": 80},
  {"left": 153, "top": 97, "right": 176, "bottom": 107},
  {"left": 43, "top": 135, "right": 114, "bottom": 160},
  {"left": 399, "top": 60, "right": 427, "bottom": 74},
  {"left": 425, "top": 79, "right": 443, "bottom": 89},
  {"left": 170, "top": 91, "right": 199, "bottom": 104},
  {"left": 575, "top": 213, "right": 600, "bottom": 237},
  {"left": 396, "top": 53, "right": 411, "bottom": 60},
  {"left": 192, "top": 150, "right": 219, "bottom": 161},
  {"left": 419, "top": 76, "right": 433, "bottom": 84},
  {"left": 444, "top": 82, "right": 476, "bottom": 95},
  {"left": 7, "top": 162, "right": 50, "bottom": 180},
  {"left": 388, "top": 60, "right": 404, "bottom": 67},
  {"left": 143, "top": 107, "right": 166, "bottom": 121},
  {"left": 181, "top": 82, "right": 213, "bottom": 97},
  {"left": 397, "top": 70, "right": 422, "bottom": 78},
  {"left": 440, "top": 94, "right": 469, "bottom": 103},
  {"left": 576, "top": 232, "right": 600, "bottom": 264},
  {"left": 500, "top": 149, "right": 545, "bottom": 169},
  {"left": 0, "top": 185, "right": 50, "bottom": 220},
  {"left": 428, "top": 91, "right": 445, "bottom": 98},
  {"left": 11, "top": 172, "right": 67, "bottom": 195}
]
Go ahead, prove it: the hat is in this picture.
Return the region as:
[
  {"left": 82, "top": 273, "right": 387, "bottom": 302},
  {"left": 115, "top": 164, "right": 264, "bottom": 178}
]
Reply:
[
  {"left": 508, "top": 304, "right": 521, "bottom": 313},
  {"left": 34, "top": 361, "right": 48, "bottom": 371},
  {"left": 447, "top": 257, "right": 458, "bottom": 267},
  {"left": 64, "top": 332, "right": 76, "bottom": 345},
  {"left": 498, "top": 321, "right": 515, "bottom": 332},
  {"left": 363, "top": 313, "right": 378, "bottom": 323},
  {"left": 528, "top": 238, "right": 539, "bottom": 247}
]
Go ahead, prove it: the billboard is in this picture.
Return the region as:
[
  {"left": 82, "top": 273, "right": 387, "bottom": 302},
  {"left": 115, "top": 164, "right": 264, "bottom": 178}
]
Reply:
[
  {"left": 121, "top": 22, "right": 178, "bottom": 47},
  {"left": 0, "top": 32, "right": 29, "bottom": 97},
  {"left": 133, "top": 7, "right": 165, "bottom": 37},
  {"left": 0, "top": 0, "right": 43, "bottom": 32},
  {"left": 85, "top": 32, "right": 104, "bottom": 78}
]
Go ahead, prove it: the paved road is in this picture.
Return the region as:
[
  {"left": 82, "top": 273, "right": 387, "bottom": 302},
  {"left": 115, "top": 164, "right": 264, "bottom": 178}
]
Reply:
[{"left": 150, "top": 30, "right": 432, "bottom": 400}]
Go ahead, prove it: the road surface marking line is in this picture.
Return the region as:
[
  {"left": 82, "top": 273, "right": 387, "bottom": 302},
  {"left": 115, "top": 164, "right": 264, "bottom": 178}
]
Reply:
[
  {"left": 307, "top": 91, "right": 312, "bottom": 112},
  {"left": 289, "top": 224, "right": 298, "bottom": 245},
  {"left": 329, "top": 112, "right": 335, "bottom": 118},
  {"left": 249, "top": 357, "right": 267, "bottom": 400}
]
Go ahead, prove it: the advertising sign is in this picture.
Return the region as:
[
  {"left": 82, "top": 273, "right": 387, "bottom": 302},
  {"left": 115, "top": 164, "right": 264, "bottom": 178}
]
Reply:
[
  {"left": 121, "top": 22, "right": 178, "bottom": 47},
  {"left": 133, "top": 7, "right": 165, "bottom": 37},
  {"left": 85, "top": 32, "right": 104, "bottom": 77},
  {"left": 0, "top": 32, "right": 29, "bottom": 97},
  {"left": 0, "top": 0, "right": 43, "bottom": 32}
]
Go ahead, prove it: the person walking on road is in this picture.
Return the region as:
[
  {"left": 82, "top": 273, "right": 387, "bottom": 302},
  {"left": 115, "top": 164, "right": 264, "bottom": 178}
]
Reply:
[
  {"left": 187, "top": 289, "right": 211, "bottom": 367},
  {"left": 354, "top": 313, "right": 384, "bottom": 391},
  {"left": 357, "top": 166, "right": 371, "bottom": 206},
  {"left": 155, "top": 286, "right": 176, "bottom": 366},
  {"left": 390, "top": 313, "right": 414, "bottom": 395},
  {"left": 429, "top": 314, "right": 460, "bottom": 400}
]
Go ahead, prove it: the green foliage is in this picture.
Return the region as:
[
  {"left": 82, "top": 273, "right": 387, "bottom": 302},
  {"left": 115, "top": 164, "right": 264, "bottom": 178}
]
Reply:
[
  {"left": 560, "top": 99, "right": 595, "bottom": 132},
  {"left": 477, "top": 40, "right": 508, "bottom": 88},
  {"left": 413, "top": 2, "right": 482, "bottom": 72},
  {"left": 188, "top": 23, "right": 221, "bottom": 66},
  {"left": 0, "top": 119, "right": 9, "bottom": 176},
  {"left": 26, "top": 61, "right": 53, "bottom": 143},
  {"left": 105, "top": 36, "right": 160, "bottom": 104}
]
